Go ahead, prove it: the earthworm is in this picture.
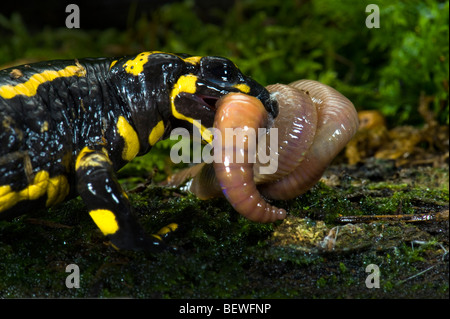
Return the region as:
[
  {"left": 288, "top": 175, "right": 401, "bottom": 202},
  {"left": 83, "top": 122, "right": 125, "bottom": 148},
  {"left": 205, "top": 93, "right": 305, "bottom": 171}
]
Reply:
[
  {"left": 163, "top": 80, "right": 358, "bottom": 223},
  {"left": 212, "top": 93, "right": 286, "bottom": 223},
  {"left": 252, "top": 83, "right": 318, "bottom": 184},
  {"left": 257, "top": 80, "right": 359, "bottom": 200}
]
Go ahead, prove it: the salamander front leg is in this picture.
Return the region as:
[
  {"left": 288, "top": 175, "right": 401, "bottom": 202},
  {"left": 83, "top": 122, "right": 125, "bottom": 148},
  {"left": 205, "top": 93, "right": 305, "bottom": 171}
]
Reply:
[{"left": 75, "top": 147, "right": 166, "bottom": 251}]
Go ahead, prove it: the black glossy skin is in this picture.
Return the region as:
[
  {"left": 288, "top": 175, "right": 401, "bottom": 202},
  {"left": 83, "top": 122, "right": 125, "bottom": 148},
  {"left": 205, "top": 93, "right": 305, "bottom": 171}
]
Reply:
[{"left": 0, "top": 51, "right": 277, "bottom": 251}]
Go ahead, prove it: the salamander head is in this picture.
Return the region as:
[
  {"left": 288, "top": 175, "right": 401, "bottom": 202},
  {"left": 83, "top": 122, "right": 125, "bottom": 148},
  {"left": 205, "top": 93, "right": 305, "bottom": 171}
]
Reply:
[{"left": 170, "top": 55, "right": 278, "bottom": 143}]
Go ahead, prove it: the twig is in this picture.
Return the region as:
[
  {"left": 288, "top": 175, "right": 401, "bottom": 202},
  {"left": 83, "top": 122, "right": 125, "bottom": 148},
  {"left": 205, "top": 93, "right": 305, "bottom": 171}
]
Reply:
[
  {"left": 397, "top": 265, "right": 436, "bottom": 285},
  {"left": 335, "top": 210, "right": 449, "bottom": 224}
]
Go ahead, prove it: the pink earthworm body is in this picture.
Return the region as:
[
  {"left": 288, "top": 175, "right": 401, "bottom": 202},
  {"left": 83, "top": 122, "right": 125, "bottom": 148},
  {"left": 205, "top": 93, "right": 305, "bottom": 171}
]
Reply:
[
  {"left": 212, "top": 93, "right": 287, "bottom": 223},
  {"left": 163, "top": 80, "right": 358, "bottom": 223},
  {"left": 257, "top": 80, "right": 359, "bottom": 200}
]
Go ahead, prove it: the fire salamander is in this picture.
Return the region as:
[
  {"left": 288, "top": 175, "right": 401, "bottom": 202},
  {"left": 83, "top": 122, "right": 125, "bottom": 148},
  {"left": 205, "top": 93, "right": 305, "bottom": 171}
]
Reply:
[{"left": 0, "top": 51, "right": 278, "bottom": 251}]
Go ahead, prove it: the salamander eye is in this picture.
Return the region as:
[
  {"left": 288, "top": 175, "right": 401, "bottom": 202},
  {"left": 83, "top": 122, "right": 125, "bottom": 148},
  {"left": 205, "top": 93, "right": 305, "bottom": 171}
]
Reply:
[{"left": 200, "top": 57, "right": 239, "bottom": 85}]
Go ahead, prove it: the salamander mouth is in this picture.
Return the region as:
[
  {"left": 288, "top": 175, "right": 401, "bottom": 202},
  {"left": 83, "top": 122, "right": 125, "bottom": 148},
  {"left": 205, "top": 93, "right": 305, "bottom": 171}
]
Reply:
[{"left": 197, "top": 95, "right": 220, "bottom": 111}]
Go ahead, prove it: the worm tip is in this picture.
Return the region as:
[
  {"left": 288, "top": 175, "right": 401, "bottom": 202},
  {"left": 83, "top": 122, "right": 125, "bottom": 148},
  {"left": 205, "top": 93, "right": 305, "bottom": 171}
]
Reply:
[{"left": 276, "top": 208, "right": 287, "bottom": 221}]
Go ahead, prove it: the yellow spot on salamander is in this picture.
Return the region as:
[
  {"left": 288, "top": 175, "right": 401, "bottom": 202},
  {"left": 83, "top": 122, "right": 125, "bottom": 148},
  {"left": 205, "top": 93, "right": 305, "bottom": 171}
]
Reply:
[
  {"left": 75, "top": 147, "right": 95, "bottom": 170},
  {"left": 152, "top": 223, "right": 178, "bottom": 241},
  {"left": 0, "top": 185, "right": 16, "bottom": 212},
  {"left": 170, "top": 75, "right": 213, "bottom": 143},
  {"left": 0, "top": 185, "right": 10, "bottom": 197},
  {"left": 109, "top": 60, "right": 118, "bottom": 69},
  {"left": 156, "top": 223, "right": 178, "bottom": 237},
  {"left": 0, "top": 170, "right": 70, "bottom": 212},
  {"left": 122, "top": 51, "right": 162, "bottom": 76},
  {"left": 25, "top": 170, "right": 49, "bottom": 200},
  {"left": 0, "top": 64, "right": 86, "bottom": 99},
  {"left": 183, "top": 56, "right": 202, "bottom": 65},
  {"left": 40, "top": 121, "right": 49, "bottom": 133},
  {"left": 234, "top": 83, "right": 250, "bottom": 94},
  {"left": 117, "top": 116, "right": 140, "bottom": 162},
  {"left": 149, "top": 120, "right": 165, "bottom": 146},
  {"left": 151, "top": 234, "right": 162, "bottom": 241},
  {"left": 75, "top": 147, "right": 111, "bottom": 170},
  {"left": 89, "top": 209, "right": 119, "bottom": 235},
  {"left": 46, "top": 175, "right": 70, "bottom": 207}
]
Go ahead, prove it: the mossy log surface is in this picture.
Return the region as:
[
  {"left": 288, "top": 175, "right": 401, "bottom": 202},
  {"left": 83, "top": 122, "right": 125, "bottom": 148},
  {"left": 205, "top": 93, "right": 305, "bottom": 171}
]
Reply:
[{"left": 1, "top": 157, "right": 447, "bottom": 299}]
